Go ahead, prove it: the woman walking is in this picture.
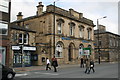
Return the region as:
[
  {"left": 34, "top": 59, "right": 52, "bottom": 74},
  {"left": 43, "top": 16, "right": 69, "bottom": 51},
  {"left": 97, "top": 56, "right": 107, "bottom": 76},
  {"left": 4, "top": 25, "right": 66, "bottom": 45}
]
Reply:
[
  {"left": 51, "top": 56, "right": 58, "bottom": 72},
  {"left": 88, "top": 60, "right": 95, "bottom": 74},
  {"left": 84, "top": 59, "right": 90, "bottom": 74},
  {"left": 46, "top": 58, "right": 51, "bottom": 70}
]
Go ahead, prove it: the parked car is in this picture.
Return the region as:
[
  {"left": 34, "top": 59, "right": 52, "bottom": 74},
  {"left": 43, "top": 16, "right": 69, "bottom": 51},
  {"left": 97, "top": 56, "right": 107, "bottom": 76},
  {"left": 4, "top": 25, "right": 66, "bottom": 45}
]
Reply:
[{"left": 0, "top": 64, "right": 16, "bottom": 80}]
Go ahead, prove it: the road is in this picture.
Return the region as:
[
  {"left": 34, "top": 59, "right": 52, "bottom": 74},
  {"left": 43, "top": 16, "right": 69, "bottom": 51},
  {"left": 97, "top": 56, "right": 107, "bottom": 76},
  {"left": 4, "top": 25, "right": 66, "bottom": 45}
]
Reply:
[{"left": 14, "top": 62, "right": 118, "bottom": 79}]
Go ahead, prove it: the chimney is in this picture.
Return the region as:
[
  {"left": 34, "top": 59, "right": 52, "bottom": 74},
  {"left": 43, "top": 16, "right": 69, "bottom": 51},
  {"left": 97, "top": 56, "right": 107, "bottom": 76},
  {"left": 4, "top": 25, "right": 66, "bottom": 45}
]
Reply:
[
  {"left": 17, "top": 12, "right": 23, "bottom": 20},
  {"left": 36, "top": 2, "right": 44, "bottom": 16}
]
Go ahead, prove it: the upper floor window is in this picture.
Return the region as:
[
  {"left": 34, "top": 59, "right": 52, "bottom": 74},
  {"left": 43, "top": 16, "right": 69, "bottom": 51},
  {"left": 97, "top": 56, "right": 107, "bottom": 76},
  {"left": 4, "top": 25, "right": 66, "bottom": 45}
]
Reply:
[
  {"left": 0, "top": 28, "right": 7, "bottom": 35},
  {"left": 57, "top": 18, "right": 64, "bottom": 34},
  {"left": 79, "top": 25, "right": 84, "bottom": 38},
  {"left": 87, "top": 27, "right": 92, "bottom": 40},
  {"left": 19, "top": 33, "right": 23, "bottom": 44},
  {"left": 24, "top": 34, "right": 28, "bottom": 44},
  {"left": 0, "top": 23, "right": 8, "bottom": 35},
  {"left": 69, "top": 22, "right": 75, "bottom": 36},
  {"left": 58, "top": 22, "right": 62, "bottom": 34},
  {"left": 19, "top": 33, "right": 29, "bottom": 44}
]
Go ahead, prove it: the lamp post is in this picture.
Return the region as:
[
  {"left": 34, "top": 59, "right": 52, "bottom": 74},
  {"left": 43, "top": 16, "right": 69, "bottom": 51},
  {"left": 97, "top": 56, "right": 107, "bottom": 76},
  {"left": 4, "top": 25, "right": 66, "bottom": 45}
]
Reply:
[
  {"left": 97, "top": 16, "right": 107, "bottom": 64},
  {"left": 53, "top": 0, "right": 60, "bottom": 57}
]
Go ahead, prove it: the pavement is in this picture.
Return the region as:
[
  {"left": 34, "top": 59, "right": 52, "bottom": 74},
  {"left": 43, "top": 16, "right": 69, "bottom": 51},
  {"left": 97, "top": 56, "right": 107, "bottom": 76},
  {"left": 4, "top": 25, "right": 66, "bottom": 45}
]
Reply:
[{"left": 13, "top": 62, "right": 118, "bottom": 73}]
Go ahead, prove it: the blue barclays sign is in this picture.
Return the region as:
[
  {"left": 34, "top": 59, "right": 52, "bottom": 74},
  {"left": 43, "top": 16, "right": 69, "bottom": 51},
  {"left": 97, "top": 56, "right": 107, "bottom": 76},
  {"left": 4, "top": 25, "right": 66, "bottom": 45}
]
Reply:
[
  {"left": 61, "top": 37, "right": 71, "bottom": 40},
  {"left": 82, "top": 40, "right": 89, "bottom": 43}
]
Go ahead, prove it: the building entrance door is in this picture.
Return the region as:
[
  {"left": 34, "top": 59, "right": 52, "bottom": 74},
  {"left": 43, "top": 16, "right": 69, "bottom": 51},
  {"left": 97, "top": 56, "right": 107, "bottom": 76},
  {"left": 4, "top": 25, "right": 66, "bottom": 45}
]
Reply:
[
  {"left": 68, "top": 46, "right": 72, "bottom": 61},
  {"left": 68, "top": 43, "right": 74, "bottom": 61}
]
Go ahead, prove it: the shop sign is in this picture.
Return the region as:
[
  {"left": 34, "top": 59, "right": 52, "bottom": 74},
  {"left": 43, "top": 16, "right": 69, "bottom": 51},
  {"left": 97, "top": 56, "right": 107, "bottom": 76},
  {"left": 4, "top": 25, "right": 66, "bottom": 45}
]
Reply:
[
  {"left": 12, "top": 46, "right": 20, "bottom": 50},
  {"left": 82, "top": 40, "right": 89, "bottom": 43},
  {"left": 61, "top": 37, "right": 71, "bottom": 40},
  {"left": 23, "top": 46, "right": 36, "bottom": 51},
  {"left": 83, "top": 48, "right": 91, "bottom": 55}
]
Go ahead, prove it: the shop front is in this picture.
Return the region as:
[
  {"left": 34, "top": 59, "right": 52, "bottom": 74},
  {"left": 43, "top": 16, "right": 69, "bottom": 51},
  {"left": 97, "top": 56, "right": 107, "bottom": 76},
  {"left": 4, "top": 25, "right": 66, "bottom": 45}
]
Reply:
[{"left": 12, "top": 45, "right": 36, "bottom": 67}]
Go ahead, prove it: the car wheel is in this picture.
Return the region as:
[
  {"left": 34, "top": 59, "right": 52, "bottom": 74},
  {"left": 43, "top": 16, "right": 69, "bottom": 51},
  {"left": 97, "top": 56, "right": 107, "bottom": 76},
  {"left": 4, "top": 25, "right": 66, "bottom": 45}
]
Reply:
[{"left": 7, "top": 73, "right": 14, "bottom": 80}]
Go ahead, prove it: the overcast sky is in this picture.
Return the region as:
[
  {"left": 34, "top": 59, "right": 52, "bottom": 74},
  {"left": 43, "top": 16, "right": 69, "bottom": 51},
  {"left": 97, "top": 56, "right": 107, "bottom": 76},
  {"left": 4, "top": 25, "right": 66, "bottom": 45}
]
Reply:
[{"left": 11, "top": 0, "right": 119, "bottom": 34}]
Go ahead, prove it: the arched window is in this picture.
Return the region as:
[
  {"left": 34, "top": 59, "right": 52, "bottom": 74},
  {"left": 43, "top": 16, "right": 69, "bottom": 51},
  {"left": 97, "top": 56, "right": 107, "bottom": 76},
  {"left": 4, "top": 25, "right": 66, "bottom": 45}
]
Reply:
[
  {"left": 57, "top": 18, "right": 64, "bottom": 34},
  {"left": 55, "top": 42, "right": 63, "bottom": 58},
  {"left": 68, "top": 22, "right": 75, "bottom": 36},
  {"left": 87, "top": 27, "right": 92, "bottom": 40},
  {"left": 78, "top": 25, "right": 84, "bottom": 38}
]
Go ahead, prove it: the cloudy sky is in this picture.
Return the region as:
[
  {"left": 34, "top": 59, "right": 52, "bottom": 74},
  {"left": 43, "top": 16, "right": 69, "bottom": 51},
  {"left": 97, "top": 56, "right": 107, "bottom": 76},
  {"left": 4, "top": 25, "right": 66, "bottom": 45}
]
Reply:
[{"left": 11, "top": 0, "right": 119, "bottom": 34}]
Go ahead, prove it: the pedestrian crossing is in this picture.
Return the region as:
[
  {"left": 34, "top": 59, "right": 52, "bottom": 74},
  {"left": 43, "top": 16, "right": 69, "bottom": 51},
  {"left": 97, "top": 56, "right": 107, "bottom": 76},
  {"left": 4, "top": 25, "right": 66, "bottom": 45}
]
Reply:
[
  {"left": 15, "top": 72, "right": 59, "bottom": 77},
  {"left": 15, "top": 73, "right": 28, "bottom": 77}
]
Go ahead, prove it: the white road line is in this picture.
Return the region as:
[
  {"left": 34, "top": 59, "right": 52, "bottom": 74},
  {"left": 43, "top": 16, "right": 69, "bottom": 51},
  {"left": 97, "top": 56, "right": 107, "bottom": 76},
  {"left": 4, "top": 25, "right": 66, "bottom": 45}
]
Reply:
[
  {"left": 34, "top": 72, "right": 59, "bottom": 75},
  {"left": 15, "top": 73, "right": 28, "bottom": 77}
]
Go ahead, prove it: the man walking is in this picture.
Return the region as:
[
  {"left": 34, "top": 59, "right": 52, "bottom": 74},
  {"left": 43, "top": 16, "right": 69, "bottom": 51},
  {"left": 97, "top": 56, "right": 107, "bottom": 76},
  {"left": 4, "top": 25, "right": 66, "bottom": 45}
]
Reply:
[
  {"left": 51, "top": 56, "right": 58, "bottom": 72},
  {"left": 80, "top": 57, "right": 84, "bottom": 68},
  {"left": 46, "top": 58, "right": 51, "bottom": 70}
]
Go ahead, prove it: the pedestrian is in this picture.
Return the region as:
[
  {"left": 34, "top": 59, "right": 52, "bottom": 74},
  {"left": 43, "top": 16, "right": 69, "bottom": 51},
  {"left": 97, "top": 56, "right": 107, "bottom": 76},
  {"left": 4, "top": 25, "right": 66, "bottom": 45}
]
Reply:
[
  {"left": 46, "top": 58, "right": 51, "bottom": 70},
  {"left": 51, "top": 56, "right": 58, "bottom": 72},
  {"left": 84, "top": 59, "right": 90, "bottom": 74},
  {"left": 88, "top": 60, "right": 95, "bottom": 74},
  {"left": 80, "top": 57, "right": 84, "bottom": 68}
]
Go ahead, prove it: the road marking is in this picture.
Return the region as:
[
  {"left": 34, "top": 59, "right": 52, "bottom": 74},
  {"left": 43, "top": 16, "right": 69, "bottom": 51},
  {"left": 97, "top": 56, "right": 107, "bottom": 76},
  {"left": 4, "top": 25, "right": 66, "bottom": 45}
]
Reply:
[
  {"left": 34, "top": 72, "right": 59, "bottom": 75},
  {"left": 15, "top": 73, "right": 28, "bottom": 77}
]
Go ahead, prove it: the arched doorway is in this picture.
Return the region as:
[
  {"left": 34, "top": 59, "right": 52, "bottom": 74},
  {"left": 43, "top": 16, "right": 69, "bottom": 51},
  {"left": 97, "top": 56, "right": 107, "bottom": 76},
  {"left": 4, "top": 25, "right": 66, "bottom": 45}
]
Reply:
[{"left": 68, "top": 43, "right": 75, "bottom": 61}]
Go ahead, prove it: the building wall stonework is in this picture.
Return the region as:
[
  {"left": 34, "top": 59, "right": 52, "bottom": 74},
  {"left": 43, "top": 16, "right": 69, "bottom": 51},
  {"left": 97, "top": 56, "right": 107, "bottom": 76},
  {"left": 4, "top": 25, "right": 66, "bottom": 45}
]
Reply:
[{"left": 11, "top": 2, "right": 95, "bottom": 65}]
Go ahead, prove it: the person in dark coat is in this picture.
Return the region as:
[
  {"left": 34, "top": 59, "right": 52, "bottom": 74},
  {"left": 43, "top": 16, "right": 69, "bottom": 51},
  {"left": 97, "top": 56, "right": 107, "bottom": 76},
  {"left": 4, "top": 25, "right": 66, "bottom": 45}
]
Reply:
[
  {"left": 51, "top": 56, "right": 58, "bottom": 72},
  {"left": 88, "top": 60, "right": 95, "bottom": 74},
  {"left": 80, "top": 57, "right": 84, "bottom": 68}
]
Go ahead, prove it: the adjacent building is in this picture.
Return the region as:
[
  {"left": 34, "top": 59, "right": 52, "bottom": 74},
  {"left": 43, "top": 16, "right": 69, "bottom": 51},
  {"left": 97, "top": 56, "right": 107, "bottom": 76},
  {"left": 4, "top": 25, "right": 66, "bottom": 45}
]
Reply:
[
  {"left": 10, "top": 23, "right": 36, "bottom": 67},
  {"left": 94, "top": 25, "right": 120, "bottom": 62},
  {"left": 0, "top": 0, "right": 11, "bottom": 66},
  {"left": 11, "top": 2, "right": 95, "bottom": 66}
]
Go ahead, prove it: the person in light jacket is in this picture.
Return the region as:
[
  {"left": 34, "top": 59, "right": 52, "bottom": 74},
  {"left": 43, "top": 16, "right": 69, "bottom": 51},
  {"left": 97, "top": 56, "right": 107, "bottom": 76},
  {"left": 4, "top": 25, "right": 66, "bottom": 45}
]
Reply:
[
  {"left": 46, "top": 58, "right": 51, "bottom": 70},
  {"left": 84, "top": 59, "right": 90, "bottom": 74}
]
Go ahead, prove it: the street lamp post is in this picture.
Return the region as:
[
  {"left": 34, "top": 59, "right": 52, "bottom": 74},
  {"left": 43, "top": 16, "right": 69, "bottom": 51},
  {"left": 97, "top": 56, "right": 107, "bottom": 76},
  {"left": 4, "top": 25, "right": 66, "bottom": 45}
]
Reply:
[
  {"left": 53, "top": 0, "right": 60, "bottom": 57},
  {"left": 97, "top": 16, "right": 107, "bottom": 64}
]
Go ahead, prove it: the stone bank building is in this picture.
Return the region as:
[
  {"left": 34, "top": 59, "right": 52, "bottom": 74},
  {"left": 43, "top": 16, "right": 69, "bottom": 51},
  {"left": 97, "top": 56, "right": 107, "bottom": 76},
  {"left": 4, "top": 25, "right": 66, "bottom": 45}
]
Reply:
[{"left": 11, "top": 2, "right": 95, "bottom": 66}]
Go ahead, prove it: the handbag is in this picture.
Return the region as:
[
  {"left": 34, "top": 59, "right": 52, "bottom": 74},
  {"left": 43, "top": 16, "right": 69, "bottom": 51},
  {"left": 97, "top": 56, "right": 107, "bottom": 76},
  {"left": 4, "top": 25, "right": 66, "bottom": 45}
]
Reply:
[{"left": 90, "top": 65, "right": 93, "bottom": 67}]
